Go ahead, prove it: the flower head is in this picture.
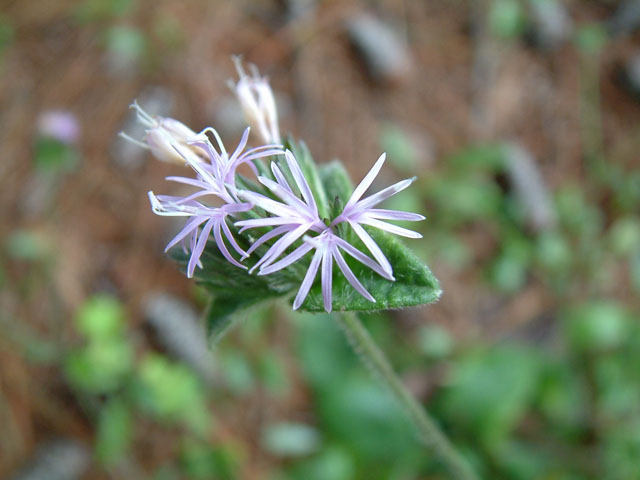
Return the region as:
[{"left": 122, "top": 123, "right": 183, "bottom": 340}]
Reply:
[
  {"left": 235, "top": 150, "right": 326, "bottom": 272},
  {"left": 149, "top": 193, "right": 252, "bottom": 277},
  {"left": 332, "top": 153, "right": 425, "bottom": 279},
  {"left": 230, "top": 57, "right": 281, "bottom": 145}
]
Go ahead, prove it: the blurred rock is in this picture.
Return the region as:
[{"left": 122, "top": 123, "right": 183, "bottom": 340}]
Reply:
[
  {"left": 8, "top": 439, "right": 90, "bottom": 480},
  {"left": 346, "top": 13, "right": 412, "bottom": 84},
  {"left": 208, "top": 95, "right": 247, "bottom": 139},
  {"left": 111, "top": 87, "right": 175, "bottom": 171},
  {"left": 379, "top": 123, "right": 437, "bottom": 174},
  {"left": 143, "top": 292, "right": 217, "bottom": 385},
  {"left": 19, "top": 172, "right": 58, "bottom": 219},
  {"left": 526, "top": 0, "right": 572, "bottom": 50},
  {"left": 503, "top": 142, "right": 557, "bottom": 232},
  {"left": 621, "top": 52, "right": 640, "bottom": 98},
  {"left": 607, "top": 0, "right": 640, "bottom": 36},
  {"left": 285, "top": 0, "right": 317, "bottom": 21}
]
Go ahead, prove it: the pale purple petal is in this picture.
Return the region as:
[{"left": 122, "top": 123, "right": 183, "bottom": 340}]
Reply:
[
  {"left": 285, "top": 150, "right": 318, "bottom": 216},
  {"left": 271, "top": 163, "right": 293, "bottom": 193},
  {"left": 165, "top": 176, "right": 212, "bottom": 190},
  {"left": 344, "top": 152, "right": 386, "bottom": 210},
  {"left": 221, "top": 217, "right": 249, "bottom": 259},
  {"left": 259, "top": 176, "right": 308, "bottom": 210},
  {"left": 351, "top": 177, "right": 415, "bottom": 212},
  {"left": 251, "top": 223, "right": 309, "bottom": 272},
  {"left": 188, "top": 218, "right": 215, "bottom": 277},
  {"left": 359, "top": 217, "right": 423, "bottom": 238},
  {"left": 333, "top": 247, "right": 375, "bottom": 303},
  {"left": 293, "top": 248, "right": 324, "bottom": 310},
  {"left": 247, "top": 225, "right": 291, "bottom": 254},
  {"left": 333, "top": 236, "right": 394, "bottom": 281},
  {"left": 165, "top": 216, "right": 207, "bottom": 252},
  {"left": 259, "top": 242, "right": 313, "bottom": 275},
  {"left": 213, "top": 219, "right": 247, "bottom": 269},
  {"left": 229, "top": 127, "right": 250, "bottom": 162},
  {"left": 348, "top": 220, "right": 393, "bottom": 277},
  {"left": 321, "top": 247, "right": 333, "bottom": 312},
  {"left": 366, "top": 209, "right": 425, "bottom": 222},
  {"left": 236, "top": 217, "right": 303, "bottom": 231},
  {"left": 238, "top": 191, "right": 299, "bottom": 218}
]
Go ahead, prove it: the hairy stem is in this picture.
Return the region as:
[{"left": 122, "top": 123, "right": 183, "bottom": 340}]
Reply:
[{"left": 336, "top": 312, "right": 478, "bottom": 480}]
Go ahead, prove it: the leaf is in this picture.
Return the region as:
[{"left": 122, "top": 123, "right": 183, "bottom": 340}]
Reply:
[
  {"left": 96, "top": 398, "right": 132, "bottom": 466},
  {"left": 172, "top": 244, "right": 299, "bottom": 342},
  {"left": 299, "top": 161, "right": 441, "bottom": 312}
]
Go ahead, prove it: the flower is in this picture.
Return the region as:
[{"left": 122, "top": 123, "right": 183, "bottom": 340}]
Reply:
[
  {"left": 149, "top": 193, "right": 252, "bottom": 277},
  {"left": 146, "top": 123, "right": 283, "bottom": 277},
  {"left": 230, "top": 57, "right": 281, "bottom": 145},
  {"left": 187, "top": 126, "right": 283, "bottom": 197},
  {"left": 258, "top": 229, "right": 392, "bottom": 312},
  {"left": 120, "top": 101, "right": 201, "bottom": 165},
  {"left": 37, "top": 110, "right": 80, "bottom": 144},
  {"left": 235, "top": 150, "right": 326, "bottom": 272},
  {"left": 331, "top": 153, "right": 425, "bottom": 279}
]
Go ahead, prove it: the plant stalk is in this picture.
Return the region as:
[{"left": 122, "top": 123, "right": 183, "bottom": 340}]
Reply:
[{"left": 336, "top": 312, "right": 478, "bottom": 480}]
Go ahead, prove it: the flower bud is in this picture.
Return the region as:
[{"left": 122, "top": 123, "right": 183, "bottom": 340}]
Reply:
[
  {"left": 121, "top": 101, "right": 202, "bottom": 165},
  {"left": 230, "top": 57, "right": 281, "bottom": 145}
]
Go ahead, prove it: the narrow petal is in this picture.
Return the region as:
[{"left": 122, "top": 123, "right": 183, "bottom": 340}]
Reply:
[
  {"left": 165, "top": 176, "right": 211, "bottom": 190},
  {"left": 238, "top": 190, "right": 299, "bottom": 218},
  {"left": 271, "top": 162, "right": 294, "bottom": 193},
  {"left": 293, "top": 248, "right": 323, "bottom": 310},
  {"left": 359, "top": 217, "right": 423, "bottom": 238},
  {"left": 165, "top": 216, "right": 206, "bottom": 252},
  {"left": 333, "top": 247, "right": 375, "bottom": 303},
  {"left": 251, "top": 223, "right": 309, "bottom": 272},
  {"left": 259, "top": 242, "right": 313, "bottom": 275},
  {"left": 241, "top": 149, "right": 284, "bottom": 162},
  {"left": 344, "top": 152, "right": 386, "bottom": 210},
  {"left": 214, "top": 219, "right": 246, "bottom": 269},
  {"left": 229, "top": 127, "right": 250, "bottom": 162},
  {"left": 171, "top": 142, "right": 219, "bottom": 188},
  {"left": 285, "top": 150, "right": 318, "bottom": 215},
  {"left": 187, "top": 218, "right": 215, "bottom": 277},
  {"left": 333, "top": 236, "right": 394, "bottom": 281},
  {"left": 321, "top": 248, "right": 333, "bottom": 312},
  {"left": 349, "top": 221, "right": 393, "bottom": 277},
  {"left": 236, "top": 216, "right": 302, "bottom": 231},
  {"left": 221, "top": 217, "right": 249, "bottom": 259},
  {"left": 259, "top": 176, "right": 308, "bottom": 210},
  {"left": 247, "top": 225, "right": 290, "bottom": 254},
  {"left": 366, "top": 209, "right": 425, "bottom": 222},
  {"left": 352, "top": 177, "right": 415, "bottom": 212}
]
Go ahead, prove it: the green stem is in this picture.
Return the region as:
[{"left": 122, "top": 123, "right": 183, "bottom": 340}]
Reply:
[{"left": 336, "top": 312, "right": 478, "bottom": 480}]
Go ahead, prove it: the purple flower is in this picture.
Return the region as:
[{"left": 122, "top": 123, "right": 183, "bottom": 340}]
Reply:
[
  {"left": 331, "top": 153, "right": 425, "bottom": 279},
  {"left": 187, "top": 126, "right": 283, "bottom": 195},
  {"left": 258, "top": 229, "right": 392, "bottom": 312},
  {"left": 235, "top": 150, "right": 326, "bottom": 272},
  {"left": 149, "top": 193, "right": 252, "bottom": 277},
  {"left": 37, "top": 110, "right": 80, "bottom": 144}
]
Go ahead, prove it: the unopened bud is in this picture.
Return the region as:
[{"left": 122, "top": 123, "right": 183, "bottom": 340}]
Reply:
[
  {"left": 121, "top": 101, "right": 202, "bottom": 165},
  {"left": 230, "top": 57, "right": 281, "bottom": 145}
]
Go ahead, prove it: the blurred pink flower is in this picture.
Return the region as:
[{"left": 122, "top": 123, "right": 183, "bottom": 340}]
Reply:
[{"left": 37, "top": 110, "right": 80, "bottom": 144}]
